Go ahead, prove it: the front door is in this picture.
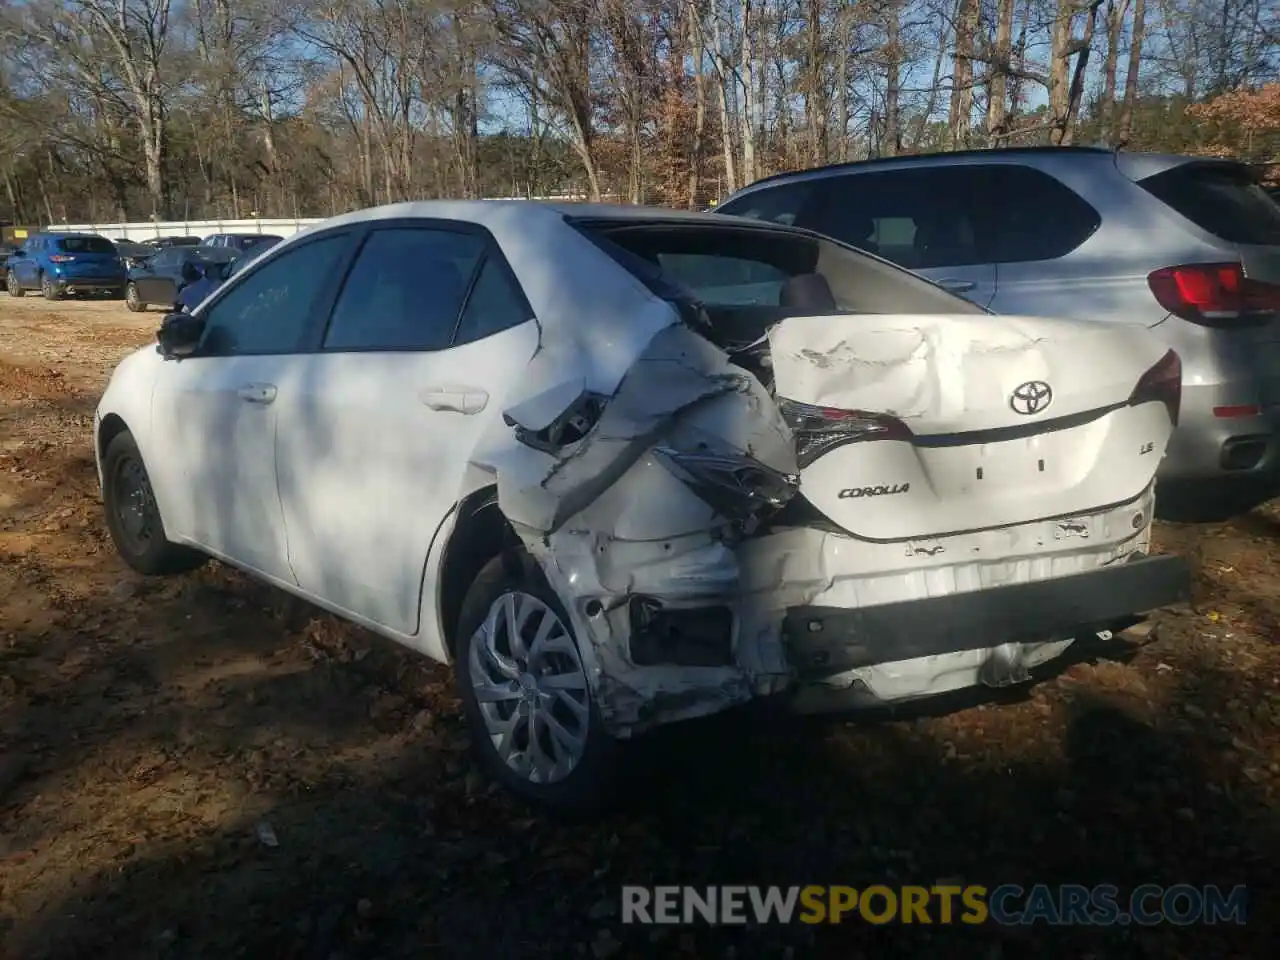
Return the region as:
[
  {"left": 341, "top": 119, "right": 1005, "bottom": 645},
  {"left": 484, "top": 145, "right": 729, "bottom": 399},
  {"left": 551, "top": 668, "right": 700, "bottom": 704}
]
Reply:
[{"left": 148, "top": 231, "right": 355, "bottom": 582}]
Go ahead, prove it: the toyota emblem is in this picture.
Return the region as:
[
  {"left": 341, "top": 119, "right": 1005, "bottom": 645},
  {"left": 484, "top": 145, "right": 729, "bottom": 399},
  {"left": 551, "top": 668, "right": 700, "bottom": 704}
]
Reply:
[{"left": 1009, "top": 380, "right": 1053, "bottom": 415}]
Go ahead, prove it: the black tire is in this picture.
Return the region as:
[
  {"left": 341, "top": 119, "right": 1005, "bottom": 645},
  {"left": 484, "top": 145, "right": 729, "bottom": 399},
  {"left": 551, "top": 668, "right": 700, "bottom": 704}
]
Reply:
[
  {"left": 125, "top": 282, "right": 145, "bottom": 312},
  {"left": 102, "top": 430, "right": 206, "bottom": 576},
  {"left": 40, "top": 274, "right": 63, "bottom": 301},
  {"left": 454, "top": 553, "right": 618, "bottom": 814},
  {"left": 5, "top": 270, "right": 23, "bottom": 297}
]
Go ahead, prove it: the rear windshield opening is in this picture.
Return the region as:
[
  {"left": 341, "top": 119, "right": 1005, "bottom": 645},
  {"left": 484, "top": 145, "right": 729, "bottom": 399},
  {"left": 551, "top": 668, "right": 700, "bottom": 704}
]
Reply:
[
  {"left": 57, "top": 236, "right": 116, "bottom": 255},
  {"left": 1139, "top": 163, "right": 1280, "bottom": 245},
  {"left": 570, "top": 219, "right": 986, "bottom": 317}
]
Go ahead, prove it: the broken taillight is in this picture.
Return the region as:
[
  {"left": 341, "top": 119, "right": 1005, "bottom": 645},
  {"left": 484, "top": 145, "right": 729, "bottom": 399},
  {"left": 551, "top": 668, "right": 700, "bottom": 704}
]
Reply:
[
  {"left": 652, "top": 445, "right": 799, "bottom": 530},
  {"left": 778, "top": 398, "right": 913, "bottom": 468},
  {"left": 1147, "top": 262, "right": 1280, "bottom": 326},
  {"left": 1127, "top": 348, "right": 1182, "bottom": 426}
]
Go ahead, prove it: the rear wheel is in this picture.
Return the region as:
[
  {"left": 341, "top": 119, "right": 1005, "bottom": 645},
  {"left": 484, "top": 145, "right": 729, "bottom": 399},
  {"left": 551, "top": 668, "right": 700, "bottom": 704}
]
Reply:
[
  {"left": 454, "top": 554, "right": 618, "bottom": 813},
  {"left": 125, "top": 282, "right": 145, "bottom": 312},
  {"left": 102, "top": 430, "right": 205, "bottom": 576},
  {"left": 5, "top": 270, "right": 22, "bottom": 297},
  {"left": 40, "top": 274, "right": 62, "bottom": 301}
]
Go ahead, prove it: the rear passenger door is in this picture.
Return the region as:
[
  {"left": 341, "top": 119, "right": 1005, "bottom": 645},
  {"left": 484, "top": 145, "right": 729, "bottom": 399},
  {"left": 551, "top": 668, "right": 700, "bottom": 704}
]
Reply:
[
  {"left": 274, "top": 220, "right": 541, "bottom": 641},
  {"left": 793, "top": 167, "right": 998, "bottom": 307}
]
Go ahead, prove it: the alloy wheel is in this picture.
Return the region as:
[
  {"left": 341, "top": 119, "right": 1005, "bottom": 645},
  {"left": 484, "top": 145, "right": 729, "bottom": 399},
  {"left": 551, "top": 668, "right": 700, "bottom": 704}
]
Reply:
[{"left": 467, "top": 591, "right": 591, "bottom": 784}]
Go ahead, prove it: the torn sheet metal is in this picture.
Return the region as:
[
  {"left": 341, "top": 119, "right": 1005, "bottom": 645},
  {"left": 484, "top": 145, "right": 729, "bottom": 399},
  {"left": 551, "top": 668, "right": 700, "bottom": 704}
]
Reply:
[
  {"left": 464, "top": 299, "right": 1173, "bottom": 737},
  {"left": 486, "top": 323, "right": 790, "bottom": 535}
]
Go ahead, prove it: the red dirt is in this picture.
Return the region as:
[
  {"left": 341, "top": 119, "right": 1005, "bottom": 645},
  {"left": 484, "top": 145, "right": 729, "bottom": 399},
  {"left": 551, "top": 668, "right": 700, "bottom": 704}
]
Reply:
[{"left": 0, "top": 296, "right": 1275, "bottom": 958}]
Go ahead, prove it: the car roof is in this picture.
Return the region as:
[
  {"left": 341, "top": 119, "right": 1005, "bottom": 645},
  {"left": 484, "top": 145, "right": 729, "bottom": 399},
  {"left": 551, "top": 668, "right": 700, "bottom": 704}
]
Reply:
[
  {"left": 726, "top": 146, "right": 1245, "bottom": 199},
  {"left": 307, "top": 199, "right": 750, "bottom": 233}
]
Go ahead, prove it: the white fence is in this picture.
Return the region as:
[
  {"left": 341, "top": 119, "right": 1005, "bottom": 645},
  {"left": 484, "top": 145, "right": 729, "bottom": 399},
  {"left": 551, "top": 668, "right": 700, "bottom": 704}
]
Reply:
[
  {"left": 54, "top": 217, "right": 324, "bottom": 241},
  {"left": 51, "top": 196, "right": 621, "bottom": 240}
]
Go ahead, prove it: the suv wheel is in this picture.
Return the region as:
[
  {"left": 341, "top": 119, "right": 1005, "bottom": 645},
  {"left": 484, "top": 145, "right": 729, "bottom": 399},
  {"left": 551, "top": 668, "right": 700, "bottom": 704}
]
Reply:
[
  {"left": 5, "top": 270, "right": 23, "bottom": 297},
  {"left": 40, "top": 274, "right": 63, "bottom": 301},
  {"left": 101, "top": 430, "right": 206, "bottom": 576},
  {"left": 455, "top": 554, "right": 618, "bottom": 813},
  {"left": 125, "top": 282, "right": 145, "bottom": 312}
]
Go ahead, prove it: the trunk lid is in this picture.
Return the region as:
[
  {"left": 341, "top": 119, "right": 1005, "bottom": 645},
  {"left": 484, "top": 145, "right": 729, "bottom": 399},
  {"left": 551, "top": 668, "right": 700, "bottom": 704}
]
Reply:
[{"left": 767, "top": 313, "right": 1175, "bottom": 541}]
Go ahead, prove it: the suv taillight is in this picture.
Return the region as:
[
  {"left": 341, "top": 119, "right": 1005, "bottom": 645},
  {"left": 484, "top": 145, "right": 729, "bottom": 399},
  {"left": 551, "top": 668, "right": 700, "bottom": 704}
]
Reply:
[
  {"left": 48, "top": 255, "right": 73, "bottom": 263},
  {"left": 1127, "top": 349, "right": 1182, "bottom": 426},
  {"left": 1147, "top": 262, "right": 1280, "bottom": 326},
  {"left": 779, "top": 398, "right": 914, "bottom": 468}
]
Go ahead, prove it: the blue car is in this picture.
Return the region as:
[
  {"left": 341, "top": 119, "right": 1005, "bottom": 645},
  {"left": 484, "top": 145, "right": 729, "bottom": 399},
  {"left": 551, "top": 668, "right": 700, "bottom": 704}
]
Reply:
[{"left": 5, "top": 232, "right": 127, "bottom": 300}]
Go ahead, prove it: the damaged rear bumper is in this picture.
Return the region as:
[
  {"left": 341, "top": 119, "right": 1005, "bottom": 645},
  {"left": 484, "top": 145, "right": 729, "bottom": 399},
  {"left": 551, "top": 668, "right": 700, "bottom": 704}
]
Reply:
[{"left": 782, "top": 553, "right": 1191, "bottom": 682}]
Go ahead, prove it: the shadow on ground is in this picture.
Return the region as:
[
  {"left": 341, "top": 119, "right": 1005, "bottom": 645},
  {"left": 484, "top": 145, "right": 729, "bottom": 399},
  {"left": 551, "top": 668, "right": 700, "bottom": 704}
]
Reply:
[{"left": 2, "top": 579, "right": 1272, "bottom": 959}]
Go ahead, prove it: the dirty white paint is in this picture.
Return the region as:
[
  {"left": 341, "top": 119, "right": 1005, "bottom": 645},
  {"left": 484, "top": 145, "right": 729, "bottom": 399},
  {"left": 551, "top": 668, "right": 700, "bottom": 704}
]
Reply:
[{"left": 94, "top": 200, "right": 1180, "bottom": 739}]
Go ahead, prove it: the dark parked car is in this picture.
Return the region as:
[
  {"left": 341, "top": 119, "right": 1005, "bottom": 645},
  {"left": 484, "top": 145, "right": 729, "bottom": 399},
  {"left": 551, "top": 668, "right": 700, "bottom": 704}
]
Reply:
[
  {"left": 201, "top": 232, "right": 283, "bottom": 253},
  {"left": 5, "top": 232, "right": 126, "bottom": 299},
  {"left": 174, "top": 236, "right": 279, "bottom": 312},
  {"left": 125, "top": 245, "right": 237, "bottom": 312},
  {"left": 113, "top": 239, "right": 157, "bottom": 268},
  {"left": 143, "top": 236, "right": 201, "bottom": 249}
]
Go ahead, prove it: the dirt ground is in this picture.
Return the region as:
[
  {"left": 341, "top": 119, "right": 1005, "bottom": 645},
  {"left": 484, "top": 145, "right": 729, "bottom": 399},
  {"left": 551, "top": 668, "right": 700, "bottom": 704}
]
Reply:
[{"left": 0, "top": 296, "right": 1276, "bottom": 959}]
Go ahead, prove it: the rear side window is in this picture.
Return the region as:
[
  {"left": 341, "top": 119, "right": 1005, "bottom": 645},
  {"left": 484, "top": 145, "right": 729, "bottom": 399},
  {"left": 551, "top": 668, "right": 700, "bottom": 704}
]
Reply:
[
  {"left": 57, "top": 236, "right": 115, "bottom": 255},
  {"left": 1139, "top": 163, "right": 1280, "bottom": 245},
  {"left": 984, "top": 166, "right": 1101, "bottom": 263},
  {"left": 452, "top": 257, "right": 531, "bottom": 346},
  {"left": 323, "top": 227, "right": 485, "bottom": 351}
]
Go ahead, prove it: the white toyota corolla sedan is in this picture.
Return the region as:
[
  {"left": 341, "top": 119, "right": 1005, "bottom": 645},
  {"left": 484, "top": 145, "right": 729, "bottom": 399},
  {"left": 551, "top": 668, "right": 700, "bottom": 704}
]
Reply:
[{"left": 94, "top": 201, "right": 1190, "bottom": 810}]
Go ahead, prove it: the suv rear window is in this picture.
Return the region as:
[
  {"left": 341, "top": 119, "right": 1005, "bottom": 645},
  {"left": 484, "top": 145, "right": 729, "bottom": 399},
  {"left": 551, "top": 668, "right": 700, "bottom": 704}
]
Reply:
[
  {"left": 57, "top": 236, "right": 116, "bottom": 254},
  {"left": 1139, "top": 162, "right": 1280, "bottom": 245}
]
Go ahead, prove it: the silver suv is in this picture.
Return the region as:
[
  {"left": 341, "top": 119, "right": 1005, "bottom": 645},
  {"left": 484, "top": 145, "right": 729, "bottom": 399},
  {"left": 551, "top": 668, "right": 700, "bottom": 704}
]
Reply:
[{"left": 716, "top": 147, "right": 1280, "bottom": 522}]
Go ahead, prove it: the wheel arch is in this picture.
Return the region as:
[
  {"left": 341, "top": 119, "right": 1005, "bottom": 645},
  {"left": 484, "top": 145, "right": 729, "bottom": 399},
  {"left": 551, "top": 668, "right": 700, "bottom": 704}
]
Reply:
[
  {"left": 97, "top": 412, "right": 132, "bottom": 467},
  {"left": 434, "top": 484, "right": 523, "bottom": 662}
]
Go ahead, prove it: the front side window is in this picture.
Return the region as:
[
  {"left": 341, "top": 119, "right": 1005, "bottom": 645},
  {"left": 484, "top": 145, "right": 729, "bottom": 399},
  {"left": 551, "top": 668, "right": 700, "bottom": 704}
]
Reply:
[
  {"left": 199, "top": 233, "right": 350, "bottom": 356},
  {"left": 322, "top": 227, "right": 486, "bottom": 351}
]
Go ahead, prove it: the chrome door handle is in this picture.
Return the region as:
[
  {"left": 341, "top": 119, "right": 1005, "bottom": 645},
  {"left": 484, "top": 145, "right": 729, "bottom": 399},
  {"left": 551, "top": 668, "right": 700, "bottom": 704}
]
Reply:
[
  {"left": 420, "top": 387, "right": 489, "bottom": 415},
  {"left": 237, "top": 383, "right": 277, "bottom": 404},
  {"left": 938, "top": 278, "right": 976, "bottom": 294}
]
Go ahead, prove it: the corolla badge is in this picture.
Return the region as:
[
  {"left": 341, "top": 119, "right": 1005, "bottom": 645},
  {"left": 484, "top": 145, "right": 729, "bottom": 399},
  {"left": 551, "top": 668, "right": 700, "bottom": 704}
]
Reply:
[{"left": 1009, "top": 380, "right": 1053, "bottom": 415}]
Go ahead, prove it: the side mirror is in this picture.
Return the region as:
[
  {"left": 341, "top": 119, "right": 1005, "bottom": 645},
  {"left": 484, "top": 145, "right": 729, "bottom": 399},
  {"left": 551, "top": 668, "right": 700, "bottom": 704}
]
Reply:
[{"left": 156, "top": 311, "right": 205, "bottom": 359}]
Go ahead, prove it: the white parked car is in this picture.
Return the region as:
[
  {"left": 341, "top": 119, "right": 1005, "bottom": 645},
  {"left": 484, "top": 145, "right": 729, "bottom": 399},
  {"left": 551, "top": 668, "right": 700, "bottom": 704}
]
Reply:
[{"left": 94, "top": 201, "right": 1190, "bottom": 810}]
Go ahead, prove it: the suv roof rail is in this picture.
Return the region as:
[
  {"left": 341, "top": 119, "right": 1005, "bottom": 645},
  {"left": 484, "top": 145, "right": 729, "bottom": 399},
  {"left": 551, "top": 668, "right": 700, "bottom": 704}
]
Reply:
[{"left": 739, "top": 145, "right": 1118, "bottom": 192}]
